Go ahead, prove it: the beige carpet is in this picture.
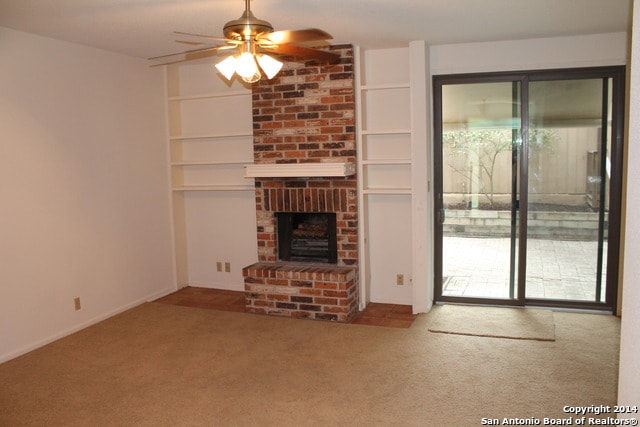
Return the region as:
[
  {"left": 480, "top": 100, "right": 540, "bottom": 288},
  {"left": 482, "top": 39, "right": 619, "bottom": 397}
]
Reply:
[
  {"left": 0, "top": 302, "right": 620, "bottom": 426},
  {"left": 428, "top": 304, "right": 556, "bottom": 341}
]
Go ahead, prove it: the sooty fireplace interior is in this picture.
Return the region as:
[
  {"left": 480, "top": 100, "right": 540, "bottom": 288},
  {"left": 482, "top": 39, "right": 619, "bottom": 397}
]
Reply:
[{"left": 276, "top": 212, "right": 337, "bottom": 264}]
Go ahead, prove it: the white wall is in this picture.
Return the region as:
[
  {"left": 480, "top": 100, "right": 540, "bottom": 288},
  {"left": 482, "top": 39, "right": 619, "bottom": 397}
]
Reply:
[
  {"left": 183, "top": 191, "right": 258, "bottom": 290},
  {"left": 617, "top": 0, "right": 640, "bottom": 407},
  {"left": 0, "top": 27, "right": 175, "bottom": 362},
  {"left": 430, "top": 32, "right": 627, "bottom": 75},
  {"left": 367, "top": 195, "right": 413, "bottom": 304}
]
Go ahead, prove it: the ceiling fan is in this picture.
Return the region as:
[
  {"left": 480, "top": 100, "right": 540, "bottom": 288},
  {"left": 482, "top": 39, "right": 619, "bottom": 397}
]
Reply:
[{"left": 148, "top": 0, "right": 340, "bottom": 84}]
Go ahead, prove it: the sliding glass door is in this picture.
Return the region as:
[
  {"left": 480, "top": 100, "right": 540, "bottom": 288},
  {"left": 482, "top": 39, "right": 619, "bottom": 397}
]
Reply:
[
  {"left": 525, "top": 78, "right": 615, "bottom": 304},
  {"left": 436, "top": 79, "right": 522, "bottom": 302},
  {"left": 434, "top": 67, "right": 624, "bottom": 310}
]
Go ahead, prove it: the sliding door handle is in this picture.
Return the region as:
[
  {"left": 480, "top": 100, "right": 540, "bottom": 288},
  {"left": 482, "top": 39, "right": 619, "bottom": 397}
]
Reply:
[{"left": 438, "top": 208, "right": 446, "bottom": 224}]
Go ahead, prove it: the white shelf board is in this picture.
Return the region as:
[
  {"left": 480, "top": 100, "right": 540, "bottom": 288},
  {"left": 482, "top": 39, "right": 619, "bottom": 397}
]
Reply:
[
  {"left": 363, "top": 188, "right": 412, "bottom": 195},
  {"left": 168, "top": 91, "right": 251, "bottom": 101},
  {"left": 361, "top": 159, "right": 412, "bottom": 165},
  {"left": 360, "top": 83, "right": 410, "bottom": 91},
  {"left": 171, "top": 160, "right": 252, "bottom": 166},
  {"left": 169, "top": 131, "right": 253, "bottom": 141},
  {"left": 172, "top": 185, "right": 255, "bottom": 192},
  {"left": 361, "top": 129, "right": 411, "bottom": 136}
]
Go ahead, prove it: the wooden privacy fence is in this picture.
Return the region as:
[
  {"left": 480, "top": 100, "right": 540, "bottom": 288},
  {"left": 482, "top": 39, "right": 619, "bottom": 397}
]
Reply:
[{"left": 443, "top": 127, "right": 603, "bottom": 208}]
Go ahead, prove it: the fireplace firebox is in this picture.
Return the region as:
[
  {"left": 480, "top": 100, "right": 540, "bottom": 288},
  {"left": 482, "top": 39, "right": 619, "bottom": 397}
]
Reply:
[{"left": 276, "top": 212, "right": 337, "bottom": 264}]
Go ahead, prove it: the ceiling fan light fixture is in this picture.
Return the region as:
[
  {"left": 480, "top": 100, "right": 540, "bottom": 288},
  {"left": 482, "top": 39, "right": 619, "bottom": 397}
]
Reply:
[
  {"left": 236, "top": 51, "right": 260, "bottom": 79},
  {"left": 257, "top": 54, "right": 283, "bottom": 79},
  {"left": 215, "top": 55, "right": 238, "bottom": 80}
]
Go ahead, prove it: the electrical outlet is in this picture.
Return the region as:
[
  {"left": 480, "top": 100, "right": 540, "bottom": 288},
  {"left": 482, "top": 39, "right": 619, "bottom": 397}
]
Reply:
[
  {"left": 74, "top": 297, "right": 81, "bottom": 311},
  {"left": 396, "top": 274, "right": 404, "bottom": 286},
  {"left": 224, "top": 262, "right": 231, "bottom": 273},
  {"left": 216, "top": 262, "right": 223, "bottom": 272}
]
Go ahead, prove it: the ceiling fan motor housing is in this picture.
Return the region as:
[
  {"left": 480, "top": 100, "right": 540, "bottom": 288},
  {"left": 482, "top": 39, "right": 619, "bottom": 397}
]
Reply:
[{"left": 223, "top": 11, "right": 274, "bottom": 41}]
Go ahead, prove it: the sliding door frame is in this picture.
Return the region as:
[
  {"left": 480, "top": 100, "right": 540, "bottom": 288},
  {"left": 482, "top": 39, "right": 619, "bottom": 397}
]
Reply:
[
  {"left": 433, "top": 66, "right": 625, "bottom": 312},
  {"left": 523, "top": 66, "right": 625, "bottom": 311},
  {"left": 433, "top": 72, "right": 526, "bottom": 307}
]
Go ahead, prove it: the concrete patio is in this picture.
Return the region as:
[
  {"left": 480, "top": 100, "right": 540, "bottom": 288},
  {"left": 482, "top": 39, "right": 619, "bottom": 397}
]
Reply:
[{"left": 443, "top": 236, "right": 607, "bottom": 301}]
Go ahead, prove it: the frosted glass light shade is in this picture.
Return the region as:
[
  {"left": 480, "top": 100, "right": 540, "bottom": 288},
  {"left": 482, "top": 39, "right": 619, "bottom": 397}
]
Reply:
[
  {"left": 257, "top": 54, "right": 283, "bottom": 79},
  {"left": 215, "top": 56, "right": 237, "bottom": 80},
  {"left": 236, "top": 52, "right": 259, "bottom": 79}
]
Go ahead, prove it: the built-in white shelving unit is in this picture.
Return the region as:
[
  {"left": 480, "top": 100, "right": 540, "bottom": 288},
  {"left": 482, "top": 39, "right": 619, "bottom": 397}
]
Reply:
[
  {"left": 357, "top": 79, "right": 413, "bottom": 194},
  {"left": 355, "top": 43, "right": 431, "bottom": 311},
  {"left": 164, "top": 59, "right": 257, "bottom": 289},
  {"left": 166, "top": 63, "right": 254, "bottom": 193}
]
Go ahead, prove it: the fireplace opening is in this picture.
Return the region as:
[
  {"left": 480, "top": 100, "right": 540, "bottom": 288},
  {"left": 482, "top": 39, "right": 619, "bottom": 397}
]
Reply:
[{"left": 276, "top": 212, "right": 338, "bottom": 264}]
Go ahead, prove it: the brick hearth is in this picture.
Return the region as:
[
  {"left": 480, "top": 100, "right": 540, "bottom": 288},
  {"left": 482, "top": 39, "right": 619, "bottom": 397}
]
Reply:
[
  {"left": 243, "top": 262, "right": 357, "bottom": 322},
  {"left": 243, "top": 45, "right": 359, "bottom": 322}
]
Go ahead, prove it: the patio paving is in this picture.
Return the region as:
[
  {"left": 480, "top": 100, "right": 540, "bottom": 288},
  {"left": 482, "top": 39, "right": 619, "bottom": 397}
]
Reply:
[{"left": 443, "top": 236, "right": 607, "bottom": 301}]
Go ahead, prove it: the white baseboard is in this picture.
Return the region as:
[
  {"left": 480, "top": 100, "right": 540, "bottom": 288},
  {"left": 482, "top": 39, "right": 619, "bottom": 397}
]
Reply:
[
  {"left": 186, "top": 281, "right": 245, "bottom": 292},
  {"left": 146, "top": 286, "right": 179, "bottom": 301},
  {"left": 0, "top": 285, "right": 177, "bottom": 364}
]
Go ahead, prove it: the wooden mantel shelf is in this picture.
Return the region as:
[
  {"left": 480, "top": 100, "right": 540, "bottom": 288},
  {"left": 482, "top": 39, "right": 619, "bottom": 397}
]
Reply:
[{"left": 243, "top": 162, "right": 356, "bottom": 178}]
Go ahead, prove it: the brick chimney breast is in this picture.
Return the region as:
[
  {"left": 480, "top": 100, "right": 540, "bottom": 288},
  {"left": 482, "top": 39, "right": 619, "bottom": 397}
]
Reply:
[
  {"left": 252, "top": 45, "right": 357, "bottom": 267},
  {"left": 244, "top": 45, "right": 359, "bottom": 322}
]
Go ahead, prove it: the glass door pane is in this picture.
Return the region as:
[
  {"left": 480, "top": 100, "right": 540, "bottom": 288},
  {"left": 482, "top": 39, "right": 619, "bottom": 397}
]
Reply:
[
  {"left": 440, "top": 82, "right": 521, "bottom": 300},
  {"left": 525, "top": 78, "right": 609, "bottom": 302}
]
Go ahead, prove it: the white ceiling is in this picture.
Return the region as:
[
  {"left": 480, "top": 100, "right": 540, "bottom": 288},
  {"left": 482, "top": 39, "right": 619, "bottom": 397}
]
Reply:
[{"left": 0, "top": 0, "right": 633, "bottom": 59}]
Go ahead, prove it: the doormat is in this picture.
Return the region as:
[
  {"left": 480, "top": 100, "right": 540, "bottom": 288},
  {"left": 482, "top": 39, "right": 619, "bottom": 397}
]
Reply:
[{"left": 427, "top": 304, "right": 556, "bottom": 341}]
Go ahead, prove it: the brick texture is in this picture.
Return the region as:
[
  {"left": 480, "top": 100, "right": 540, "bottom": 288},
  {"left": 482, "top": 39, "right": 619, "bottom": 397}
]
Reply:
[{"left": 243, "top": 262, "right": 358, "bottom": 322}]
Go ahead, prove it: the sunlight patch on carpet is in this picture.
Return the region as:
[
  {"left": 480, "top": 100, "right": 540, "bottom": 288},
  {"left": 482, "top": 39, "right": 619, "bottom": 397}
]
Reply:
[{"left": 427, "top": 305, "right": 556, "bottom": 341}]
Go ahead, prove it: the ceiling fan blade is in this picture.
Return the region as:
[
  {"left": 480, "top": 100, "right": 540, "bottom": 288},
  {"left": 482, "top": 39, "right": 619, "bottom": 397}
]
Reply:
[
  {"left": 148, "top": 45, "right": 236, "bottom": 67},
  {"left": 260, "top": 44, "right": 340, "bottom": 63},
  {"left": 149, "top": 45, "right": 223, "bottom": 61},
  {"left": 173, "top": 31, "right": 233, "bottom": 44},
  {"left": 176, "top": 40, "right": 206, "bottom": 46},
  {"left": 175, "top": 40, "right": 238, "bottom": 50},
  {"left": 261, "top": 28, "right": 333, "bottom": 45}
]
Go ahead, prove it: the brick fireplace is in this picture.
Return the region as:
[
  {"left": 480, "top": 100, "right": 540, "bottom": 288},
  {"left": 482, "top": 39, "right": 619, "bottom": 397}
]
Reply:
[{"left": 242, "top": 45, "right": 359, "bottom": 322}]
